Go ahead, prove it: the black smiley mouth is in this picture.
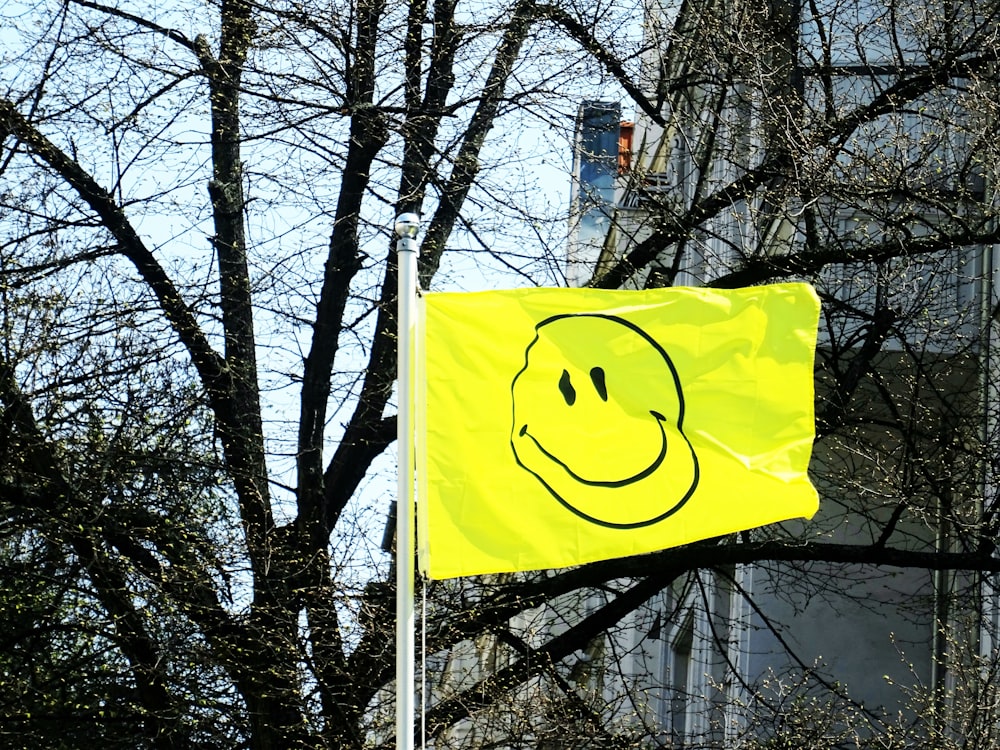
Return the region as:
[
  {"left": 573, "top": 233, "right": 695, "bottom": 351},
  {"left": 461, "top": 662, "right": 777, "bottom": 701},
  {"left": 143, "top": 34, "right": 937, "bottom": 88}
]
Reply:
[{"left": 517, "top": 409, "right": 668, "bottom": 487}]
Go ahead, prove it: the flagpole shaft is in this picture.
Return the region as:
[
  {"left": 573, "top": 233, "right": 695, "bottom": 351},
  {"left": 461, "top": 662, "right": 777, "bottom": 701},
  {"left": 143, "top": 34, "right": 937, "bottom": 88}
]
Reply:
[{"left": 395, "top": 213, "right": 420, "bottom": 750}]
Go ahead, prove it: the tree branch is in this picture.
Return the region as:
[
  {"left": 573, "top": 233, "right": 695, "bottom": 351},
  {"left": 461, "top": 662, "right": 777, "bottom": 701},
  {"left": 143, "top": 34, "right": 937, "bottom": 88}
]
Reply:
[{"left": 0, "top": 100, "right": 228, "bottom": 399}]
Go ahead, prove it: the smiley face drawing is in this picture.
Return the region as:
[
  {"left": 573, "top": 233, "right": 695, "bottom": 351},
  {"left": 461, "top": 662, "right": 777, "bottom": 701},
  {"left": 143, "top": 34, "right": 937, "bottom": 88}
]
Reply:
[{"left": 510, "top": 313, "right": 699, "bottom": 528}]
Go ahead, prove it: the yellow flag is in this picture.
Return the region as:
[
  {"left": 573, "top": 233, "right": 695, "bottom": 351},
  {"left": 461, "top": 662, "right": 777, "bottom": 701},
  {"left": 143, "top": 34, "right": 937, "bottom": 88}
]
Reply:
[{"left": 416, "top": 283, "right": 820, "bottom": 579}]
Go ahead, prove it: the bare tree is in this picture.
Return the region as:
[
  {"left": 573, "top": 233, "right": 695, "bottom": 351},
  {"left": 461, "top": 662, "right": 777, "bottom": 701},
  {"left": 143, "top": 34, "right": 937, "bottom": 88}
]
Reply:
[{"left": 2, "top": 0, "right": 1000, "bottom": 748}]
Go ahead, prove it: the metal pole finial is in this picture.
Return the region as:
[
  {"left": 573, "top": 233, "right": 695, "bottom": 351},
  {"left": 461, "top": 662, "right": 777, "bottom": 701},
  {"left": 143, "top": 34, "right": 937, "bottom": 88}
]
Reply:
[{"left": 395, "top": 213, "right": 420, "bottom": 242}]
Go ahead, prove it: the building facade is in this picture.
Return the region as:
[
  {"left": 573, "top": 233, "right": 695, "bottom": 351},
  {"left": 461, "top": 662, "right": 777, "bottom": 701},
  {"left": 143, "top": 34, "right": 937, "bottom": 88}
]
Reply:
[{"left": 565, "top": 0, "right": 999, "bottom": 744}]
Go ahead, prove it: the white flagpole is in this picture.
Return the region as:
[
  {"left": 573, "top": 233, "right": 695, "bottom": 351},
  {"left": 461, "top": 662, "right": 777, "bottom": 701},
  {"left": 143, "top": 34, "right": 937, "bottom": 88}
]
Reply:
[{"left": 394, "top": 213, "right": 420, "bottom": 750}]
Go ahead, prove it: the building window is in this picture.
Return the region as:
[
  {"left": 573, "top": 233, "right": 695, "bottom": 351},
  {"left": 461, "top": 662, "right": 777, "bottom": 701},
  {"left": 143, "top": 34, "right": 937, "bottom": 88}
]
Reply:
[{"left": 670, "top": 612, "right": 694, "bottom": 745}]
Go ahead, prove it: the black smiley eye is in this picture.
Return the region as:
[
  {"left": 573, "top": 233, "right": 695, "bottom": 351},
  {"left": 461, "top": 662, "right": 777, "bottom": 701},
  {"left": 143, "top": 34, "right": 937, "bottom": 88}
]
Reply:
[
  {"left": 590, "top": 366, "right": 607, "bottom": 401},
  {"left": 559, "top": 369, "right": 576, "bottom": 405},
  {"left": 559, "top": 367, "right": 607, "bottom": 405}
]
